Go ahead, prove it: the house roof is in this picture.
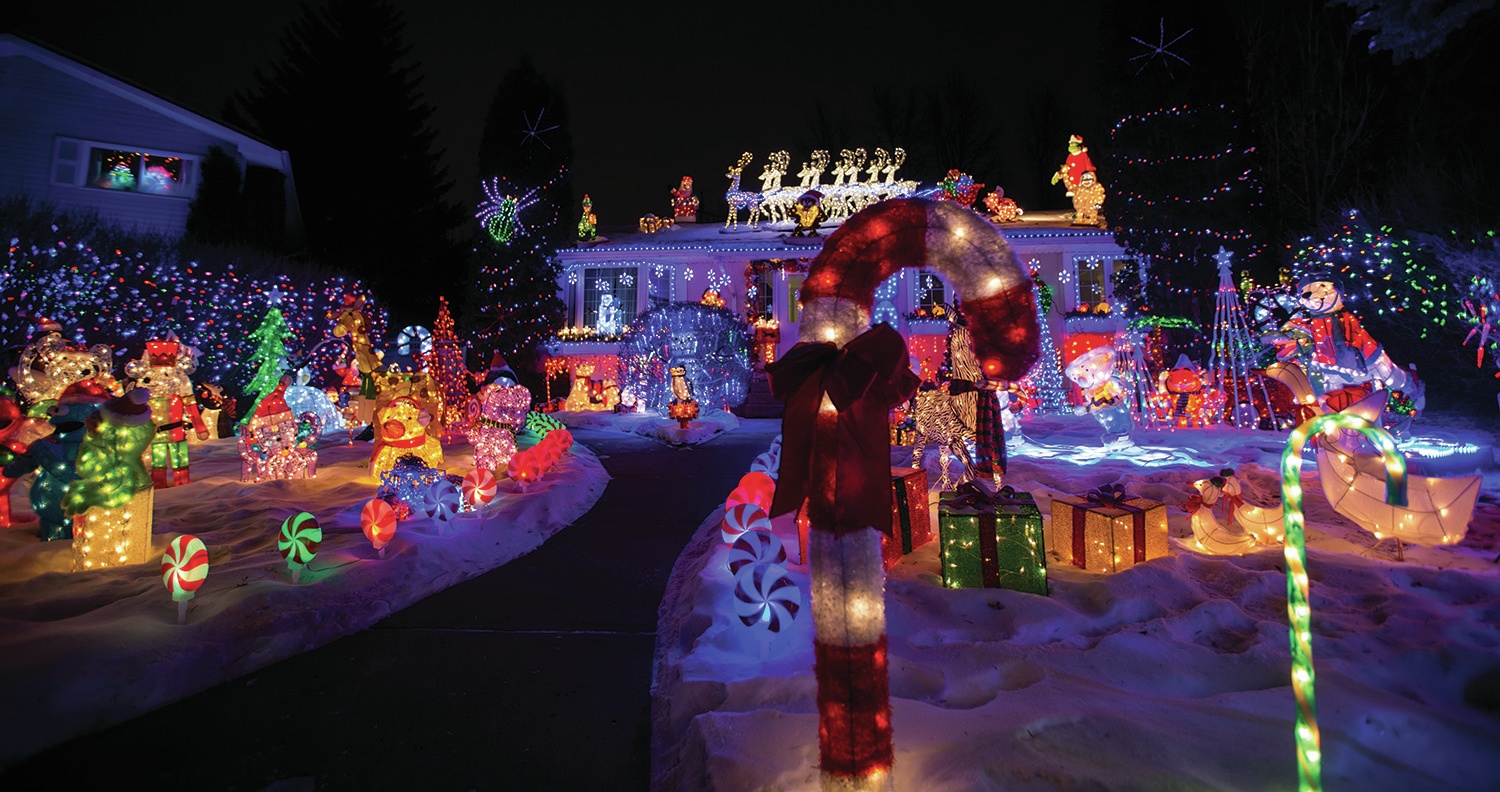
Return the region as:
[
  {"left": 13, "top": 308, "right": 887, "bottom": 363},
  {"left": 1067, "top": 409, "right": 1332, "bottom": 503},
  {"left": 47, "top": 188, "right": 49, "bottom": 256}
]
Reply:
[
  {"left": 0, "top": 32, "right": 291, "bottom": 172},
  {"left": 558, "top": 209, "right": 1124, "bottom": 260}
]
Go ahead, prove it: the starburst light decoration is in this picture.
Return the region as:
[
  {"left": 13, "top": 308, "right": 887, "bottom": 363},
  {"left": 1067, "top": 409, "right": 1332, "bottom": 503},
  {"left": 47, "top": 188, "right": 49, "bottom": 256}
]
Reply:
[{"left": 1129, "top": 17, "right": 1193, "bottom": 77}]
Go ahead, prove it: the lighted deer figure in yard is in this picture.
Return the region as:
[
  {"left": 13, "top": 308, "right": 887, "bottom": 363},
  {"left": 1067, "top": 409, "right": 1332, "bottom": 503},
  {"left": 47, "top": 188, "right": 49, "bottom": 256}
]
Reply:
[
  {"left": 724, "top": 152, "right": 765, "bottom": 230},
  {"left": 910, "top": 318, "right": 990, "bottom": 491}
]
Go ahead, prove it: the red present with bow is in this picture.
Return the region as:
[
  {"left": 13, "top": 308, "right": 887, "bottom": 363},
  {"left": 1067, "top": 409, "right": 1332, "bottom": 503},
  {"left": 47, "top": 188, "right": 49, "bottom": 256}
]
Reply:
[{"left": 1047, "top": 484, "right": 1169, "bottom": 572}]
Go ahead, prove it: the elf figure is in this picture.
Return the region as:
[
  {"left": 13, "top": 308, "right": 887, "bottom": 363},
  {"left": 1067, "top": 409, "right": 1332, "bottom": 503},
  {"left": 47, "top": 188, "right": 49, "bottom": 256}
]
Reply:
[
  {"left": 124, "top": 334, "right": 210, "bottom": 488},
  {"left": 1065, "top": 346, "right": 1132, "bottom": 443},
  {"left": 1269, "top": 274, "right": 1420, "bottom": 416},
  {"left": 1050, "top": 134, "right": 1096, "bottom": 198}
]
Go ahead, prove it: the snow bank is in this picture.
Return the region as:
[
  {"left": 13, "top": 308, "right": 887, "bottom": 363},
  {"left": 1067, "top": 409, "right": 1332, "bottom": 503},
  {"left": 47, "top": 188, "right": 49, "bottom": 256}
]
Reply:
[
  {"left": 0, "top": 432, "right": 608, "bottom": 769},
  {"left": 553, "top": 409, "right": 739, "bottom": 446},
  {"left": 653, "top": 413, "right": 1500, "bottom": 791}
]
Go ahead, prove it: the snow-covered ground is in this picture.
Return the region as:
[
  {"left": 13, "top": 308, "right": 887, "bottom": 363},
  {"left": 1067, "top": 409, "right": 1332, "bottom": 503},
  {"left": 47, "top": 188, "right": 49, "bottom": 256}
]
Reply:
[
  {"left": 553, "top": 408, "right": 740, "bottom": 445},
  {"left": 0, "top": 430, "right": 608, "bottom": 770},
  {"left": 653, "top": 410, "right": 1500, "bottom": 791}
]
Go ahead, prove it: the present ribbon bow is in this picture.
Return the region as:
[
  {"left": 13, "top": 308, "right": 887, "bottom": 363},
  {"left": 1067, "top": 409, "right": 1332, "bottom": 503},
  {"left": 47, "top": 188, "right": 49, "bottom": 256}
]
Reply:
[
  {"left": 766, "top": 323, "right": 920, "bottom": 536},
  {"left": 1087, "top": 483, "right": 1129, "bottom": 506}
]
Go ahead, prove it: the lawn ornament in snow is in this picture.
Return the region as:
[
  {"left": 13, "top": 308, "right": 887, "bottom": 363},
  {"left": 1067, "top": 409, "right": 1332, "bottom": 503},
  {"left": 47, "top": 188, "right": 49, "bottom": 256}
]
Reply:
[
  {"left": 371, "top": 370, "right": 443, "bottom": 430},
  {"left": 667, "top": 366, "right": 699, "bottom": 428},
  {"left": 64, "top": 388, "right": 155, "bottom": 571},
  {"left": 564, "top": 363, "right": 608, "bottom": 412},
  {"left": 1266, "top": 273, "right": 1422, "bottom": 424},
  {"left": 723, "top": 152, "right": 764, "bottom": 231},
  {"left": 1050, "top": 133, "right": 1096, "bottom": 198},
  {"left": 124, "top": 334, "right": 210, "bottom": 488},
  {"left": 161, "top": 534, "right": 209, "bottom": 623},
  {"left": 1071, "top": 170, "right": 1106, "bottom": 226},
  {"left": 1183, "top": 471, "right": 1259, "bottom": 555},
  {"left": 327, "top": 294, "right": 384, "bottom": 422},
  {"left": 193, "top": 382, "right": 237, "bottom": 440},
  {"left": 7, "top": 380, "right": 110, "bottom": 540},
  {"left": 1, "top": 391, "right": 56, "bottom": 530},
  {"left": 670, "top": 175, "right": 699, "bottom": 222},
  {"left": 372, "top": 396, "right": 443, "bottom": 477},
  {"left": 1066, "top": 346, "right": 1132, "bottom": 443},
  {"left": 470, "top": 381, "right": 530, "bottom": 471},
  {"left": 1155, "top": 354, "right": 1217, "bottom": 428},
  {"left": 910, "top": 317, "right": 1005, "bottom": 491},
  {"left": 788, "top": 190, "right": 827, "bottom": 238},
  {"left": 984, "top": 187, "right": 1023, "bottom": 222},
  {"left": 9, "top": 326, "right": 118, "bottom": 407}
]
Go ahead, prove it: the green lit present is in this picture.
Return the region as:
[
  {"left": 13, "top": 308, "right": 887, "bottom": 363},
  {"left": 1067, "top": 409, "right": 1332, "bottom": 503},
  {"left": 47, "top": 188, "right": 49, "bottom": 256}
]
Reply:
[{"left": 937, "top": 484, "right": 1047, "bottom": 594}]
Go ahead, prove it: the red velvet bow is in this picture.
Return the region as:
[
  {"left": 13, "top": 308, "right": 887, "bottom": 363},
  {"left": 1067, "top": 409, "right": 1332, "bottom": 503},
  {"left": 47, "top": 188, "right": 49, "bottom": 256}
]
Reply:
[{"left": 767, "top": 324, "right": 920, "bottom": 537}]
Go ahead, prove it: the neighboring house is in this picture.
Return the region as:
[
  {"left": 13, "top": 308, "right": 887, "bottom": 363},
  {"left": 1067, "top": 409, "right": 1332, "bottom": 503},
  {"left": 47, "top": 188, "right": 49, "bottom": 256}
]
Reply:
[
  {"left": 0, "top": 33, "right": 301, "bottom": 241},
  {"left": 548, "top": 207, "right": 1142, "bottom": 408}
]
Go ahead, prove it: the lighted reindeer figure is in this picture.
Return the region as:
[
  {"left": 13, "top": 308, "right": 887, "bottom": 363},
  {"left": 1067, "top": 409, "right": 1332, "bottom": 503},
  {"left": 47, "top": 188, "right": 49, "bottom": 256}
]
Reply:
[
  {"left": 797, "top": 150, "right": 829, "bottom": 188},
  {"left": 910, "top": 319, "right": 994, "bottom": 491},
  {"left": 724, "top": 152, "right": 766, "bottom": 231},
  {"left": 758, "top": 151, "right": 795, "bottom": 224},
  {"left": 864, "top": 148, "right": 890, "bottom": 184}
]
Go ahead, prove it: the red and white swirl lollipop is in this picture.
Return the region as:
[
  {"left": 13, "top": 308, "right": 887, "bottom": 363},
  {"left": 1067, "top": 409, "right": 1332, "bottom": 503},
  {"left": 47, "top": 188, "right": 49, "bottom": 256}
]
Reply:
[
  {"left": 463, "top": 468, "right": 498, "bottom": 508},
  {"left": 278, "top": 512, "right": 321, "bottom": 584},
  {"left": 728, "top": 528, "right": 786, "bottom": 576},
  {"left": 361, "top": 498, "right": 398, "bottom": 557},
  {"left": 424, "top": 479, "right": 462, "bottom": 528},
  {"left": 721, "top": 502, "right": 771, "bottom": 545},
  {"left": 161, "top": 534, "right": 209, "bottom": 624},
  {"left": 733, "top": 562, "right": 801, "bottom": 634},
  {"left": 749, "top": 451, "right": 780, "bottom": 480}
]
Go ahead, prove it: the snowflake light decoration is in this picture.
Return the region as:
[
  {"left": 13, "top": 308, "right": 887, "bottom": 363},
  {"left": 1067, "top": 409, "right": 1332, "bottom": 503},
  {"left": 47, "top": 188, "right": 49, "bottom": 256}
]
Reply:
[
  {"left": 519, "top": 107, "right": 559, "bottom": 149},
  {"left": 1130, "top": 18, "right": 1193, "bottom": 77}
]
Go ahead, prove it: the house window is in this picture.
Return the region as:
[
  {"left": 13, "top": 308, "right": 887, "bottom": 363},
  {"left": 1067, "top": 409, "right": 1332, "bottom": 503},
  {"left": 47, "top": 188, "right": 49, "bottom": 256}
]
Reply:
[
  {"left": 647, "top": 265, "right": 674, "bottom": 310},
  {"left": 70, "top": 141, "right": 194, "bottom": 196},
  {"left": 915, "top": 269, "right": 948, "bottom": 314},
  {"left": 582, "top": 267, "right": 638, "bottom": 336},
  {"left": 873, "top": 274, "right": 900, "bottom": 326},
  {"left": 787, "top": 274, "right": 805, "bottom": 323},
  {"left": 747, "top": 267, "right": 775, "bottom": 321},
  {"left": 1075, "top": 258, "right": 1106, "bottom": 306}
]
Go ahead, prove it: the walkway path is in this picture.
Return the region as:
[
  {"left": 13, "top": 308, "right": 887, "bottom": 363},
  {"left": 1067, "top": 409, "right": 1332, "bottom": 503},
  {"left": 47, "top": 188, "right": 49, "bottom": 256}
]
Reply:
[{"left": 2, "top": 420, "right": 782, "bottom": 791}]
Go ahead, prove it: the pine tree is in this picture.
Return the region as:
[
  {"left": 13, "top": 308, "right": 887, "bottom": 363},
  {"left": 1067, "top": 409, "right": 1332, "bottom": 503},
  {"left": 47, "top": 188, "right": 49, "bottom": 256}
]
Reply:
[
  {"left": 427, "top": 296, "right": 473, "bottom": 431},
  {"left": 184, "top": 145, "right": 245, "bottom": 246},
  {"left": 240, "top": 306, "right": 293, "bottom": 423},
  {"left": 1025, "top": 278, "right": 1070, "bottom": 413},
  {"left": 227, "top": 0, "right": 464, "bottom": 322},
  {"left": 463, "top": 57, "right": 574, "bottom": 392}
]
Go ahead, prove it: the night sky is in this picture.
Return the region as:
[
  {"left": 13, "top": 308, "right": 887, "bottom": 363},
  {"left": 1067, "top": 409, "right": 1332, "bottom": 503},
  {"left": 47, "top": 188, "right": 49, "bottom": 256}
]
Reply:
[{"left": 5, "top": 3, "right": 1106, "bottom": 223}]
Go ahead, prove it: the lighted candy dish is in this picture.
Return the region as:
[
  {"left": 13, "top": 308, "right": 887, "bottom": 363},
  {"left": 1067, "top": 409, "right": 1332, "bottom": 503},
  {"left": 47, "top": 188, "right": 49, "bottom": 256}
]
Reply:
[{"left": 1065, "top": 346, "right": 1132, "bottom": 445}]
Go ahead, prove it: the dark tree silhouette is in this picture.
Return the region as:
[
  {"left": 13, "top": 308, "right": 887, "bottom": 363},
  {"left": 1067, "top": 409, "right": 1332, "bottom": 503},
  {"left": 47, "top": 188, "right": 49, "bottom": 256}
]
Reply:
[{"left": 227, "top": 0, "right": 464, "bottom": 325}]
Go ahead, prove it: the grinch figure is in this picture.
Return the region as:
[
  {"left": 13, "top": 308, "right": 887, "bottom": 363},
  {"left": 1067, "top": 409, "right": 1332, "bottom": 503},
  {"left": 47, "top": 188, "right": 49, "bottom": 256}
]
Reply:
[
  {"left": 577, "top": 194, "right": 598, "bottom": 242},
  {"left": 1050, "top": 134, "right": 1096, "bottom": 198}
]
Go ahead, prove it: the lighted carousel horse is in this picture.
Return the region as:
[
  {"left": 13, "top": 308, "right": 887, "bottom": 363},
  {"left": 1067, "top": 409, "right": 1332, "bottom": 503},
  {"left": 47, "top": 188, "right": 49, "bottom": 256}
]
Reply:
[{"left": 909, "top": 317, "right": 1006, "bottom": 491}]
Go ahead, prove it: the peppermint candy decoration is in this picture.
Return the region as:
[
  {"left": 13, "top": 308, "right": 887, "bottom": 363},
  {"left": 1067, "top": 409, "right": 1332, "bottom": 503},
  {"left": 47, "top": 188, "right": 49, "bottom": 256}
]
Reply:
[
  {"left": 463, "top": 468, "right": 498, "bottom": 507},
  {"left": 721, "top": 503, "right": 772, "bottom": 545},
  {"left": 728, "top": 528, "right": 786, "bottom": 576},
  {"left": 161, "top": 534, "right": 209, "bottom": 602},
  {"left": 749, "top": 451, "right": 780, "bottom": 480},
  {"left": 733, "top": 562, "right": 801, "bottom": 634},
  {"left": 424, "top": 479, "right": 462, "bottom": 523},
  {"left": 361, "top": 498, "right": 398, "bottom": 550},
  {"left": 278, "top": 512, "right": 321, "bottom": 569},
  {"left": 725, "top": 471, "right": 775, "bottom": 513}
]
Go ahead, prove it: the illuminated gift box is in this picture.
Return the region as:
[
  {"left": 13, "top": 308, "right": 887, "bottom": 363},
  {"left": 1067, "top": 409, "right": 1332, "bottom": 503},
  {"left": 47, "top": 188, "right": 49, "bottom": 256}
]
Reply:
[
  {"left": 1047, "top": 485, "right": 1168, "bottom": 573},
  {"left": 938, "top": 484, "right": 1047, "bottom": 594},
  {"left": 886, "top": 466, "right": 931, "bottom": 569}
]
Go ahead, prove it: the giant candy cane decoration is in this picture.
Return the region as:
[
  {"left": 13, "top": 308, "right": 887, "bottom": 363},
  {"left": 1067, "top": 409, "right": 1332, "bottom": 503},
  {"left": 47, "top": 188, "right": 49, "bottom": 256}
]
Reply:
[{"left": 770, "top": 198, "right": 1038, "bottom": 791}]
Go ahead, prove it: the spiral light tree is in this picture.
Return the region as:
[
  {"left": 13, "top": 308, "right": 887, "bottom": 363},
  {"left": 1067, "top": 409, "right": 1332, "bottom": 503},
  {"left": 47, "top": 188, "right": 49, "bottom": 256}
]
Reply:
[{"left": 768, "top": 198, "right": 1038, "bottom": 790}]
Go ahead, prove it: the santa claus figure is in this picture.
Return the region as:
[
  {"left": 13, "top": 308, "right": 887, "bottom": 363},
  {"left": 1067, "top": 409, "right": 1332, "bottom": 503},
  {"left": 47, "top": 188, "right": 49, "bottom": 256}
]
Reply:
[{"left": 124, "top": 333, "right": 209, "bottom": 488}]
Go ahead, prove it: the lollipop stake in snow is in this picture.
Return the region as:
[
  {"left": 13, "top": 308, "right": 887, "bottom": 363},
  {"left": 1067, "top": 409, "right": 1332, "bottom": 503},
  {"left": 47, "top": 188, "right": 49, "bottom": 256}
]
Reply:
[
  {"left": 278, "top": 512, "right": 321, "bottom": 584},
  {"left": 161, "top": 534, "right": 209, "bottom": 624}
]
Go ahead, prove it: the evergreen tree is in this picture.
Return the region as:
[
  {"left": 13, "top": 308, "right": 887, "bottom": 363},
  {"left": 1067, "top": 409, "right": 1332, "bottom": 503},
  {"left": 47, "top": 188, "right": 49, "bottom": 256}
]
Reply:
[
  {"left": 1096, "top": 4, "right": 1273, "bottom": 325},
  {"left": 185, "top": 145, "right": 245, "bottom": 246},
  {"left": 227, "top": 0, "right": 464, "bottom": 322},
  {"left": 240, "top": 305, "right": 293, "bottom": 424},
  {"left": 463, "top": 57, "right": 574, "bottom": 391},
  {"left": 426, "top": 296, "right": 473, "bottom": 431}
]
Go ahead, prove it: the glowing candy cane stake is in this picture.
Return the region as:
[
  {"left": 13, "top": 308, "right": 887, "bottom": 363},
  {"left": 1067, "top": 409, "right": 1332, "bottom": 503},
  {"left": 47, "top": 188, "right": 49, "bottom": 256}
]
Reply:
[{"left": 1281, "top": 412, "right": 1406, "bottom": 792}]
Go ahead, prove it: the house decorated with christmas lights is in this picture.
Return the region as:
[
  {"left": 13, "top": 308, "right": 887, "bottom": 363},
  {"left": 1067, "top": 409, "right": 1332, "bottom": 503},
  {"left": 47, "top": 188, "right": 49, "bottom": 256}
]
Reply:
[
  {"left": 549, "top": 200, "right": 1144, "bottom": 413},
  {"left": 0, "top": 33, "right": 302, "bottom": 241}
]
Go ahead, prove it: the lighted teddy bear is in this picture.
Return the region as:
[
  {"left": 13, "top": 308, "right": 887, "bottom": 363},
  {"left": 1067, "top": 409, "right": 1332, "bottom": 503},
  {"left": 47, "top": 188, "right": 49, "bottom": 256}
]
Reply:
[
  {"left": 371, "top": 370, "right": 444, "bottom": 430},
  {"left": 372, "top": 396, "right": 443, "bottom": 477},
  {"left": 470, "top": 381, "right": 531, "bottom": 471},
  {"left": 9, "top": 327, "right": 118, "bottom": 407},
  {"left": 1064, "top": 346, "right": 1132, "bottom": 443}
]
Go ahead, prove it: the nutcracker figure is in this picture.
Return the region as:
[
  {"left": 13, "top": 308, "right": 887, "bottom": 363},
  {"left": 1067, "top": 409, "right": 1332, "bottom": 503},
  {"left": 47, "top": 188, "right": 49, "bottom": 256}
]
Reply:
[{"left": 124, "top": 333, "right": 209, "bottom": 488}]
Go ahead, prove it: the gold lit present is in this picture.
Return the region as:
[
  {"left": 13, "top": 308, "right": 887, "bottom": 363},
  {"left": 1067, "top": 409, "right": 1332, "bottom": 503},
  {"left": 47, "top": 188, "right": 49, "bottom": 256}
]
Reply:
[
  {"left": 1048, "top": 493, "right": 1168, "bottom": 573},
  {"left": 72, "top": 488, "right": 154, "bottom": 571}
]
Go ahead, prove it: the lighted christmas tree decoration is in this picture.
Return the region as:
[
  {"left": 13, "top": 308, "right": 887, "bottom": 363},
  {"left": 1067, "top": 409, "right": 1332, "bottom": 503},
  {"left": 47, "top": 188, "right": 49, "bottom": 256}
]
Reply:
[
  {"left": 278, "top": 512, "right": 322, "bottom": 584},
  {"left": 239, "top": 306, "right": 294, "bottom": 428},
  {"left": 670, "top": 175, "right": 699, "bottom": 222},
  {"left": 1206, "top": 247, "right": 1274, "bottom": 428},
  {"left": 161, "top": 534, "right": 209, "bottom": 624},
  {"left": 1023, "top": 275, "right": 1070, "bottom": 415},
  {"left": 576, "top": 193, "right": 597, "bottom": 243},
  {"left": 64, "top": 389, "right": 156, "bottom": 571},
  {"left": 124, "top": 333, "right": 210, "bottom": 488},
  {"left": 617, "top": 302, "right": 751, "bottom": 417},
  {"left": 1050, "top": 134, "right": 1096, "bottom": 198},
  {"left": 426, "top": 298, "right": 474, "bottom": 437}
]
